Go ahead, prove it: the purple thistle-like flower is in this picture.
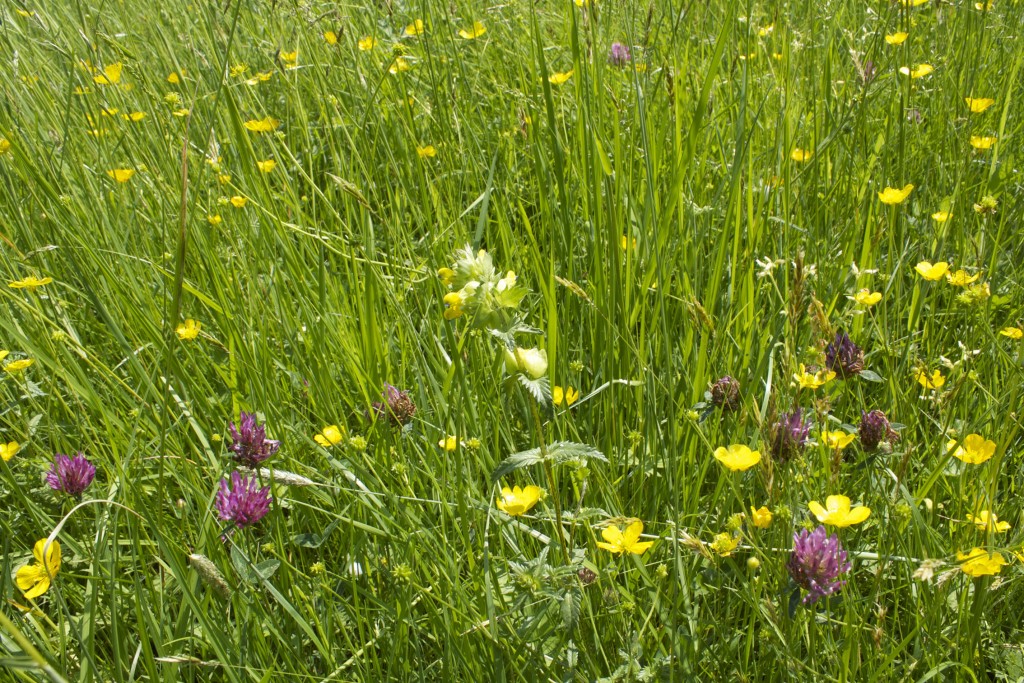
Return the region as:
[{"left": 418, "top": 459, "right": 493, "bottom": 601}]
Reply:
[
  {"left": 46, "top": 453, "right": 96, "bottom": 498},
  {"left": 787, "top": 525, "right": 851, "bottom": 605},
  {"left": 609, "top": 42, "right": 631, "bottom": 67},
  {"left": 228, "top": 411, "right": 280, "bottom": 467},
  {"left": 710, "top": 375, "right": 741, "bottom": 412},
  {"left": 770, "top": 408, "right": 812, "bottom": 463},
  {"left": 215, "top": 471, "right": 271, "bottom": 529},
  {"left": 860, "top": 410, "right": 899, "bottom": 450},
  {"left": 825, "top": 331, "right": 864, "bottom": 379},
  {"left": 371, "top": 383, "right": 417, "bottom": 426}
]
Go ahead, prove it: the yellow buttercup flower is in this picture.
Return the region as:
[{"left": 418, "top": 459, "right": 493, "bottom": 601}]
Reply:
[
  {"left": 899, "top": 64, "right": 933, "bottom": 79},
  {"left": 966, "top": 511, "right": 1010, "bottom": 533},
  {"left": 458, "top": 21, "right": 487, "bottom": 40},
  {"left": 713, "top": 444, "right": 761, "bottom": 472},
  {"left": 324, "top": 31, "right": 338, "bottom": 45},
  {"left": 596, "top": 520, "right": 653, "bottom": 555},
  {"left": 947, "top": 434, "right": 996, "bottom": 465},
  {"left": 946, "top": 269, "right": 980, "bottom": 286},
  {"left": 931, "top": 211, "right": 951, "bottom": 222},
  {"left": 901, "top": 0, "right": 928, "bottom": 6},
  {"left": 790, "top": 148, "right": 813, "bottom": 162},
  {"left": 916, "top": 368, "right": 945, "bottom": 389},
  {"left": 167, "top": 72, "right": 182, "bottom": 84},
  {"left": 915, "top": 261, "right": 949, "bottom": 281},
  {"left": 279, "top": 51, "right": 298, "bottom": 68},
  {"left": 404, "top": 19, "right": 425, "bottom": 36},
  {"left": 548, "top": 70, "right": 574, "bottom": 85},
  {"left": 821, "top": 431, "right": 856, "bottom": 450},
  {"left": 496, "top": 485, "right": 541, "bottom": 516},
  {"left": 808, "top": 495, "right": 871, "bottom": 528},
  {"left": 793, "top": 364, "right": 836, "bottom": 390},
  {"left": 878, "top": 184, "right": 914, "bottom": 204},
  {"left": 93, "top": 62, "right": 123, "bottom": 85},
  {"left": 438, "top": 435, "right": 458, "bottom": 451},
  {"left": 416, "top": 145, "right": 437, "bottom": 159},
  {"left": 965, "top": 97, "right": 995, "bottom": 113},
  {"left": 0, "top": 138, "right": 10, "bottom": 154},
  {"left": 884, "top": 32, "right": 908, "bottom": 45},
  {"left": 357, "top": 36, "right": 377, "bottom": 51},
  {"left": 710, "top": 532, "right": 740, "bottom": 557},
  {"left": 16, "top": 539, "right": 61, "bottom": 600},
  {"left": 123, "top": 112, "right": 146, "bottom": 122},
  {"left": 389, "top": 57, "right": 411, "bottom": 74},
  {"left": 230, "top": 196, "right": 248, "bottom": 208},
  {"left": 552, "top": 386, "right": 580, "bottom": 406},
  {"left": 3, "top": 359, "right": 33, "bottom": 373},
  {"left": 257, "top": 159, "right": 277, "bottom": 173},
  {"left": 957, "top": 548, "right": 1005, "bottom": 577},
  {"left": 175, "top": 319, "right": 201, "bottom": 340},
  {"left": 107, "top": 169, "right": 135, "bottom": 183},
  {"left": 9, "top": 276, "right": 52, "bottom": 290},
  {"left": 970, "top": 135, "right": 997, "bottom": 150},
  {"left": 208, "top": 215, "right": 222, "bottom": 226},
  {"left": 750, "top": 506, "right": 772, "bottom": 529},
  {"left": 315, "top": 425, "right": 345, "bottom": 447},
  {"left": 999, "top": 327, "right": 1023, "bottom": 340},
  {"left": 243, "top": 117, "right": 280, "bottom": 133},
  {"left": 853, "top": 289, "right": 882, "bottom": 306},
  {"left": 1, "top": 441, "right": 19, "bottom": 462}
]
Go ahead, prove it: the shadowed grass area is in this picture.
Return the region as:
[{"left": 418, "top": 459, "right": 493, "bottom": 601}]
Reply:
[{"left": 1, "top": 0, "right": 1023, "bottom": 679}]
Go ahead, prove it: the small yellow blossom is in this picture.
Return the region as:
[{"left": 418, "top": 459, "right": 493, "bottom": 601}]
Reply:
[
  {"left": 230, "top": 196, "right": 248, "bottom": 208},
  {"left": 710, "top": 532, "right": 740, "bottom": 557},
  {"left": 94, "top": 62, "right": 123, "bottom": 85},
  {"left": 438, "top": 435, "right": 458, "bottom": 451},
  {"left": 324, "top": 31, "right": 338, "bottom": 45},
  {"left": 549, "top": 70, "right": 574, "bottom": 85},
  {"left": 243, "top": 117, "right": 280, "bottom": 133},
  {"left": 442, "top": 291, "right": 464, "bottom": 319},
  {"left": 0, "top": 138, "right": 10, "bottom": 154},
  {"left": 458, "top": 21, "right": 487, "bottom": 40},
  {"left": 9, "top": 276, "right": 52, "bottom": 290},
  {"left": 257, "top": 159, "right": 277, "bottom": 173},
  {"left": 793, "top": 364, "right": 836, "bottom": 390},
  {"left": 885, "top": 32, "right": 908, "bottom": 45},
  {"left": 416, "top": 145, "right": 437, "bottom": 158},
  {"left": 358, "top": 36, "right": 377, "bottom": 51},
  {"left": 437, "top": 267, "right": 455, "bottom": 286},
  {"left": 946, "top": 269, "right": 980, "bottom": 286},
  {"left": 957, "top": 548, "right": 1005, "bottom": 577},
  {"left": 931, "top": 211, "right": 952, "bottom": 222},
  {"left": 757, "top": 24, "right": 774, "bottom": 37},
  {"left": 965, "top": 97, "right": 995, "bottom": 113},
  {"left": 208, "top": 215, "right": 222, "bottom": 226},
  {"left": 750, "top": 506, "right": 772, "bottom": 529},
  {"left": 902, "top": 0, "right": 928, "bottom": 6},
  {"left": 713, "top": 444, "right": 761, "bottom": 472},
  {"left": 404, "top": 20, "right": 425, "bottom": 36},
  {"left": 229, "top": 63, "right": 248, "bottom": 78},
  {"left": 245, "top": 72, "right": 273, "bottom": 85},
  {"left": 790, "top": 148, "right": 813, "bottom": 162},
  {"left": 3, "top": 359, "right": 33, "bottom": 373},
  {"left": 16, "top": 539, "right": 61, "bottom": 599},
  {"left": 279, "top": 51, "right": 298, "bottom": 68},
  {"left": 123, "top": 112, "right": 146, "bottom": 122},
  {"left": 899, "top": 64, "right": 933, "bottom": 79},
  {"left": 947, "top": 434, "right": 996, "bottom": 465},
  {"left": 175, "top": 319, "right": 201, "bottom": 340},
  {"left": 597, "top": 520, "right": 653, "bottom": 555},
  {"left": 315, "top": 425, "right": 345, "bottom": 447},
  {"left": 0, "top": 441, "right": 19, "bottom": 462},
  {"left": 167, "top": 72, "right": 181, "bottom": 84},
  {"left": 808, "top": 495, "right": 871, "bottom": 528},
  {"left": 821, "top": 431, "right": 856, "bottom": 450},
  {"left": 966, "top": 511, "right": 1010, "bottom": 533},
  {"left": 999, "top": 327, "right": 1023, "bottom": 340},
  {"left": 389, "top": 57, "right": 411, "bottom": 74},
  {"left": 107, "top": 169, "right": 135, "bottom": 183},
  {"left": 916, "top": 368, "right": 945, "bottom": 389},
  {"left": 172, "top": 108, "right": 190, "bottom": 117},
  {"left": 552, "top": 386, "right": 580, "bottom": 406},
  {"left": 853, "top": 289, "right": 882, "bottom": 306},
  {"left": 915, "top": 261, "right": 949, "bottom": 281},
  {"left": 878, "top": 184, "right": 914, "bottom": 204},
  {"left": 970, "top": 135, "right": 997, "bottom": 150},
  {"left": 496, "top": 485, "right": 541, "bottom": 516}
]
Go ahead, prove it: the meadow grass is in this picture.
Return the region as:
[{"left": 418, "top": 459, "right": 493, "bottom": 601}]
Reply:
[{"left": 1, "top": 0, "right": 1023, "bottom": 679}]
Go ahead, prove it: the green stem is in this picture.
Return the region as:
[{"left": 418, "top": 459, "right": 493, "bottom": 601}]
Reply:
[{"left": 530, "top": 397, "right": 569, "bottom": 564}]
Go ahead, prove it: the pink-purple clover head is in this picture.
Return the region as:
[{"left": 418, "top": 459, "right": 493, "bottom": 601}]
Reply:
[
  {"left": 609, "top": 42, "right": 631, "bottom": 67},
  {"left": 860, "top": 410, "right": 899, "bottom": 450},
  {"left": 46, "top": 453, "right": 96, "bottom": 498},
  {"left": 710, "top": 375, "right": 741, "bottom": 411},
  {"left": 216, "top": 471, "right": 271, "bottom": 529},
  {"left": 770, "top": 408, "right": 811, "bottom": 462},
  {"left": 371, "top": 383, "right": 417, "bottom": 426},
  {"left": 787, "top": 525, "right": 851, "bottom": 605},
  {"left": 825, "top": 331, "right": 864, "bottom": 379},
  {"left": 228, "top": 411, "right": 280, "bottom": 467}
]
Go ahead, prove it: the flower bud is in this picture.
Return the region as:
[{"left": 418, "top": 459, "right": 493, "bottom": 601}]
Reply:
[{"left": 504, "top": 347, "right": 548, "bottom": 379}]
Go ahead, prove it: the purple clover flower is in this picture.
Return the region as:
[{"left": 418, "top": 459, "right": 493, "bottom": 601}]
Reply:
[
  {"left": 228, "top": 411, "right": 280, "bottom": 467},
  {"left": 46, "top": 453, "right": 96, "bottom": 498},
  {"left": 215, "top": 471, "right": 271, "bottom": 529},
  {"left": 787, "top": 525, "right": 851, "bottom": 605},
  {"left": 860, "top": 410, "right": 898, "bottom": 450},
  {"left": 770, "top": 408, "right": 811, "bottom": 463},
  {"left": 825, "top": 331, "right": 864, "bottom": 379},
  {"left": 371, "top": 383, "right": 417, "bottom": 426},
  {"left": 710, "top": 375, "right": 741, "bottom": 411},
  {"left": 609, "top": 42, "right": 631, "bottom": 67}
]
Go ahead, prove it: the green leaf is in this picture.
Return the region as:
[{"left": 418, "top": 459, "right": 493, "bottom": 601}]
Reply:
[
  {"left": 859, "top": 369, "right": 884, "bottom": 383},
  {"left": 292, "top": 519, "right": 341, "bottom": 548},
  {"left": 231, "top": 546, "right": 281, "bottom": 583},
  {"left": 491, "top": 441, "right": 607, "bottom": 481}
]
